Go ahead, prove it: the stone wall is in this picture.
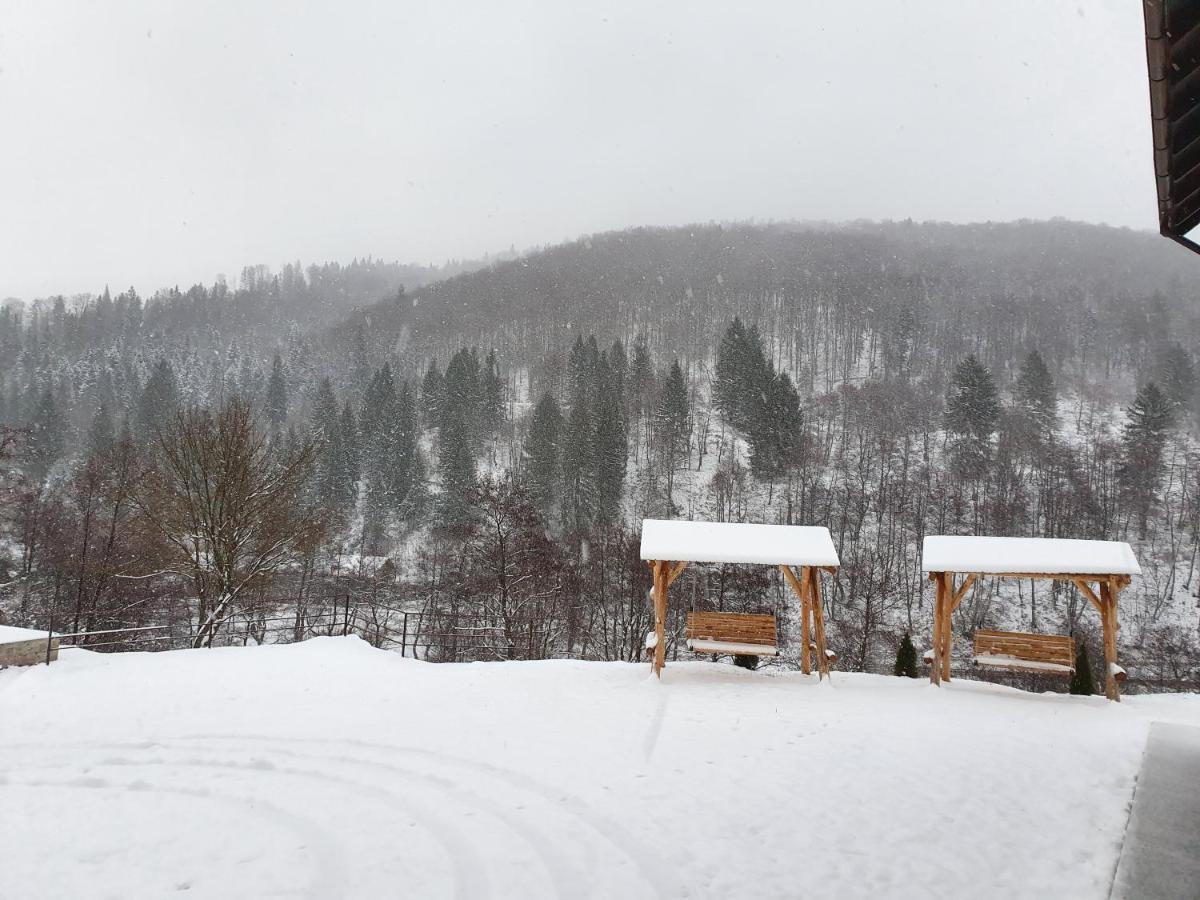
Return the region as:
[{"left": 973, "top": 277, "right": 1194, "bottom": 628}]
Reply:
[{"left": 0, "top": 636, "right": 58, "bottom": 667}]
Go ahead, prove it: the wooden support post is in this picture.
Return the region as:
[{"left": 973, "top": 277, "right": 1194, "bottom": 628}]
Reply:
[
  {"left": 929, "top": 572, "right": 943, "bottom": 686},
  {"left": 1101, "top": 577, "right": 1121, "bottom": 702},
  {"left": 940, "top": 572, "right": 954, "bottom": 682},
  {"left": 809, "top": 566, "right": 831, "bottom": 681},
  {"left": 653, "top": 560, "right": 668, "bottom": 677},
  {"left": 779, "top": 564, "right": 812, "bottom": 675}
]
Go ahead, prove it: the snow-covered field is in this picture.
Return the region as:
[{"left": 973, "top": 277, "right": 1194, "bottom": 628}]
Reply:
[{"left": 2, "top": 639, "right": 1198, "bottom": 899}]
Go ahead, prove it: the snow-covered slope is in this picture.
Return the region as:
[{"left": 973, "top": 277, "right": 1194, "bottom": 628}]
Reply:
[{"left": 1, "top": 639, "right": 1197, "bottom": 899}]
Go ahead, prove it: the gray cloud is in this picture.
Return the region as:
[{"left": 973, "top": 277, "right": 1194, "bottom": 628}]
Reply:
[{"left": 0, "top": 0, "right": 1154, "bottom": 300}]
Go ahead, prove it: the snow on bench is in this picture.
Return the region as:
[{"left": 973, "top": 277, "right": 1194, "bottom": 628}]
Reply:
[
  {"left": 640, "top": 519, "right": 840, "bottom": 567},
  {"left": 921, "top": 535, "right": 1141, "bottom": 576},
  {"left": 685, "top": 611, "right": 778, "bottom": 657}
]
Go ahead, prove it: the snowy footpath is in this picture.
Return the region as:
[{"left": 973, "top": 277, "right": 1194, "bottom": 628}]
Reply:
[{"left": 1, "top": 638, "right": 1198, "bottom": 899}]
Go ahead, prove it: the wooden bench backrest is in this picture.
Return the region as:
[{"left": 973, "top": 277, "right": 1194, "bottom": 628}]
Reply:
[
  {"left": 974, "top": 629, "right": 1075, "bottom": 667},
  {"left": 686, "top": 612, "right": 777, "bottom": 646}
]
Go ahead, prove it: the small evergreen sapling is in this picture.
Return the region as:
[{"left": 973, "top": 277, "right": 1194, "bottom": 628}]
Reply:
[
  {"left": 1069, "top": 643, "right": 1095, "bottom": 696},
  {"left": 732, "top": 654, "right": 758, "bottom": 671},
  {"left": 894, "top": 632, "right": 919, "bottom": 678}
]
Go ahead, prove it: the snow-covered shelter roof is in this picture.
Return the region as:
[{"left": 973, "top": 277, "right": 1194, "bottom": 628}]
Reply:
[
  {"left": 639, "top": 519, "right": 840, "bottom": 568},
  {"left": 921, "top": 536, "right": 1141, "bottom": 577}
]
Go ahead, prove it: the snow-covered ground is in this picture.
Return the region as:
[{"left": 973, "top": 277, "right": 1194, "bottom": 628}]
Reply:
[{"left": 1, "top": 639, "right": 1198, "bottom": 899}]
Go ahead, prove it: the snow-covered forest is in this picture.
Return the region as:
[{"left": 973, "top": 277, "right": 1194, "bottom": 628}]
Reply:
[{"left": 2, "top": 220, "right": 1199, "bottom": 690}]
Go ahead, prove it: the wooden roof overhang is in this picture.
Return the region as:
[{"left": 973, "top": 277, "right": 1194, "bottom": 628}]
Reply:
[
  {"left": 1144, "top": 0, "right": 1200, "bottom": 253},
  {"left": 639, "top": 520, "right": 840, "bottom": 680},
  {"left": 921, "top": 536, "right": 1140, "bottom": 701}
]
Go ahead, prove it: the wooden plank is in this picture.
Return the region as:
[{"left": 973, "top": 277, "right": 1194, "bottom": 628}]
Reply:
[{"left": 667, "top": 560, "right": 689, "bottom": 586}]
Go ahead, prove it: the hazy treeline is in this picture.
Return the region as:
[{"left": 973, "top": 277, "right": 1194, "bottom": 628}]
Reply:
[{"left": 1, "top": 221, "right": 1198, "bottom": 691}]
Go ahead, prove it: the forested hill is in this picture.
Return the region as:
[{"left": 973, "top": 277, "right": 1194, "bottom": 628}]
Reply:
[
  {"left": 329, "top": 220, "right": 1200, "bottom": 397},
  {"left": 4, "top": 219, "right": 1200, "bottom": 688}
]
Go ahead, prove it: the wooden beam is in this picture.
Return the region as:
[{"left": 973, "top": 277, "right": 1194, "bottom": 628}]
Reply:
[
  {"left": 1101, "top": 577, "right": 1122, "bottom": 702},
  {"left": 949, "top": 573, "right": 977, "bottom": 613},
  {"left": 779, "top": 565, "right": 811, "bottom": 675},
  {"left": 929, "top": 572, "right": 943, "bottom": 686},
  {"left": 1069, "top": 577, "right": 1103, "bottom": 614},
  {"left": 652, "top": 560, "right": 668, "bottom": 677},
  {"left": 940, "top": 572, "right": 954, "bottom": 682},
  {"left": 809, "top": 566, "right": 831, "bottom": 682},
  {"left": 666, "top": 560, "right": 689, "bottom": 587}
]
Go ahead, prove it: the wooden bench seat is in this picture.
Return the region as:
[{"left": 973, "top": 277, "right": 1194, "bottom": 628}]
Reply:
[
  {"left": 686, "top": 611, "right": 778, "bottom": 656},
  {"left": 973, "top": 629, "right": 1075, "bottom": 675}
]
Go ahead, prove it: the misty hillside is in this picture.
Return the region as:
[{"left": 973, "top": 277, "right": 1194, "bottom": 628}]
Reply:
[{"left": 2, "top": 219, "right": 1199, "bottom": 692}]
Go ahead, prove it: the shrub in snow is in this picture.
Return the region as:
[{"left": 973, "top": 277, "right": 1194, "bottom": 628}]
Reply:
[
  {"left": 894, "top": 632, "right": 918, "bottom": 678},
  {"left": 732, "top": 654, "right": 758, "bottom": 671},
  {"left": 1069, "top": 643, "right": 1095, "bottom": 696}
]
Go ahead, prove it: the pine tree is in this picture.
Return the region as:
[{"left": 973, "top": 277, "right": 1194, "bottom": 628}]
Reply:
[
  {"left": 749, "top": 371, "right": 804, "bottom": 481},
  {"left": 593, "top": 356, "right": 627, "bottom": 527},
  {"left": 311, "top": 378, "right": 346, "bottom": 511},
  {"left": 525, "top": 392, "right": 563, "bottom": 516},
  {"left": 1120, "top": 381, "right": 1174, "bottom": 536},
  {"left": 136, "top": 359, "right": 179, "bottom": 441},
  {"left": 562, "top": 391, "right": 595, "bottom": 532},
  {"left": 421, "top": 361, "right": 444, "bottom": 430},
  {"left": 945, "top": 354, "right": 1000, "bottom": 477},
  {"left": 629, "top": 335, "right": 653, "bottom": 419},
  {"left": 1069, "top": 643, "right": 1095, "bottom": 696},
  {"left": 265, "top": 354, "right": 288, "bottom": 433},
  {"left": 28, "top": 389, "right": 64, "bottom": 479},
  {"left": 894, "top": 632, "right": 918, "bottom": 677},
  {"left": 1015, "top": 349, "right": 1056, "bottom": 440},
  {"left": 1156, "top": 342, "right": 1196, "bottom": 411},
  {"left": 87, "top": 401, "right": 115, "bottom": 456},
  {"left": 338, "top": 401, "right": 361, "bottom": 509},
  {"left": 655, "top": 360, "right": 690, "bottom": 465},
  {"left": 481, "top": 349, "right": 504, "bottom": 436},
  {"left": 437, "top": 412, "right": 477, "bottom": 534}
]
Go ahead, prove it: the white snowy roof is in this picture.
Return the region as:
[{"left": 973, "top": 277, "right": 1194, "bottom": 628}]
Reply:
[
  {"left": 0, "top": 624, "right": 57, "bottom": 645},
  {"left": 639, "top": 519, "right": 840, "bottom": 567},
  {"left": 921, "top": 536, "right": 1141, "bottom": 577}
]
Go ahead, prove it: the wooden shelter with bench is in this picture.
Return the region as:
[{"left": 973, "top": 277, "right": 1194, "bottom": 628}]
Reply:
[
  {"left": 639, "top": 519, "right": 841, "bottom": 679},
  {"left": 921, "top": 535, "right": 1141, "bottom": 701}
]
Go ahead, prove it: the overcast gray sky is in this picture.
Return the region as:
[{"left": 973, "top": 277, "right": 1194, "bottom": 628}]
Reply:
[{"left": 1, "top": 0, "right": 1154, "bottom": 301}]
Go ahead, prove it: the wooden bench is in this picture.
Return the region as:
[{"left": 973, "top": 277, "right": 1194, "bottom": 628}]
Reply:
[
  {"left": 685, "top": 611, "right": 778, "bottom": 657},
  {"left": 973, "top": 630, "right": 1074, "bottom": 676}
]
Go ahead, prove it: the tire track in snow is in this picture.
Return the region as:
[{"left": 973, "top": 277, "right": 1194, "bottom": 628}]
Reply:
[
  {"left": 4, "top": 772, "right": 348, "bottom": 899},
  {"left": 4, "top": 745, "right": 490, "bottom": 900},
  {"left": 183, "top": 733, "right": 670, "bottom": 899}
]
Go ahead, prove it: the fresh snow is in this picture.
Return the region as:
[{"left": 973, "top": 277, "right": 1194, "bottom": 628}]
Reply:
[
  {"left": 972, "top": 653, "right": 1073, "bottom": 674},
  {"left": 0, "top": 625, "right": 55, "bottom": 645},
  {"left": 640, "top": 519, "right": 840, "bottom": 567},
  {"left": 1, "top": 638, "right": 1198, "bottom": 899},
  {"left": 922, "top": 535, "right": 1142, "bottom": 576},
  {"left": 685, "top": 639, "right": 779, "bottom": 656}
]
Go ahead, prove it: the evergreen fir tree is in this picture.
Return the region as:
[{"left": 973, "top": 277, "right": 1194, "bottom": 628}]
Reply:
[
  {"left": 525, "top": 392, "right": 563, "bottom": 516},
  {"left": 421, "top": 361, "right": 444, "bottom": 430},
  {"left": 1015, "top": 349, "right": 1056, "bottom": 440},
  {"left": 1069, "top": 643, "right": 1095, "bottom": 696},
  {"left": 945, "top": 354, "right": 1000, "bottom": 477},
  {"left": 265, "top": 354, "right": 288, "bottom": 433},
  {"left": 1156, "top": 342, "right": 1196, "bottom": 411},
  {"left": 629, "top": 335, "right": 653, "bottom": 419},
  {"left": 28, "top": 389, "right": 64, "bottom": 479},
  {"left": 87, "top": 402, "right": 115, "bottom": 456},
  {"left": 481, "top": 349, "right": 504, "bottom": 437},
  {"left": 136, "top": 359, "right": 179, "bottom": 441},
  {"left": 593, "top": 356, "right": 627, "bottom": 527},
  {"left": 437, "top": 412, "right": 477, "bottom": 534},
  {"left": 894, "top": 632, "right": 918, "bottom": 677},
  {"left": 562, "top": 387, "right": 596, "bottom": 532},
  {"left": 1120, "top": 381, "right": 1174, "bottom": 536},
  {"left": 655, "top": 360, "right": 690, "bottom": 465},
  {"left": 338, "top": 401, "right": 361, "bottom": 508}
]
